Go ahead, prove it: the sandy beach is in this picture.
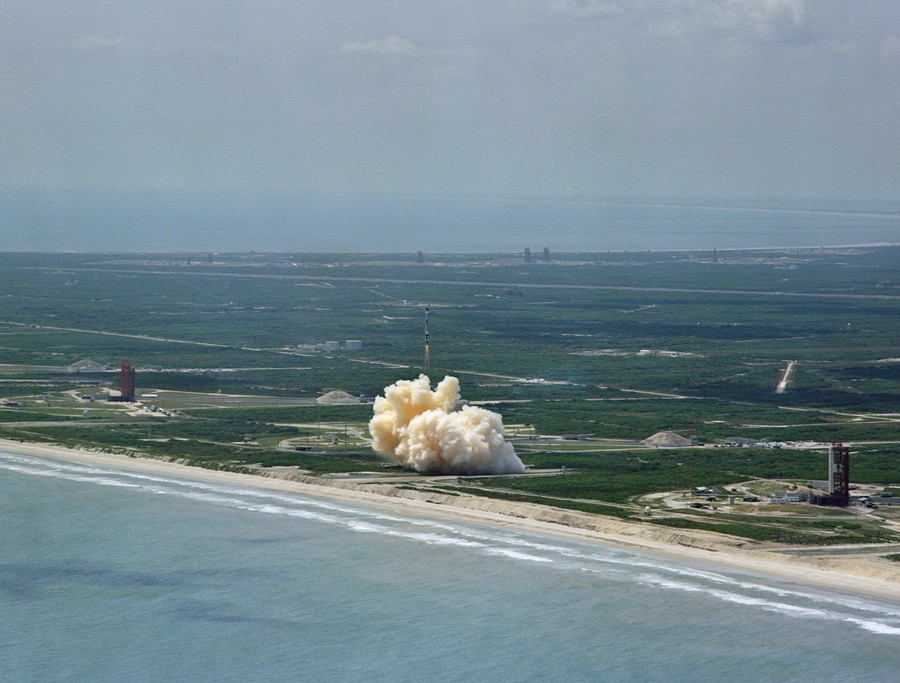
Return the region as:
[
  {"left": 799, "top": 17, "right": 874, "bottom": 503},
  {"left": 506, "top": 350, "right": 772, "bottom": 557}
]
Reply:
[{"left": 3, "top": 438, "right": 899, "bottom": 601}]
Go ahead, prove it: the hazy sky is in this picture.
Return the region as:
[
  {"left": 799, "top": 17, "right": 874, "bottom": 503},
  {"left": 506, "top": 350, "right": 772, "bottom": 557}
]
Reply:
[{"left": 4, "top": 0, "right": 899, "bottom": 201}]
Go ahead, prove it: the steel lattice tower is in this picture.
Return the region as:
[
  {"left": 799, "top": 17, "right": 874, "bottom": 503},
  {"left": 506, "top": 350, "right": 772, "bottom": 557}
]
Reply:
[{"left": 423, "top": 305, "right": 430, "bottom": 373}]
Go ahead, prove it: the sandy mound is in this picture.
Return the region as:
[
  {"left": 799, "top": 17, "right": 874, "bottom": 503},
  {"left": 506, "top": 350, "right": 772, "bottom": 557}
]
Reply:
[
  {"left": 316, "top": 390, "right": 360, "bottom": 405},
  {"left": 642, "top": 431, "right": 692, "bottom": 448}
]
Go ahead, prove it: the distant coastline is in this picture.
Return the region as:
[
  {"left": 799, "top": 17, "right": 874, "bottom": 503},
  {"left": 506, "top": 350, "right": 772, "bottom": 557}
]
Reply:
[{"left": 3, "top": 188, "right": 899, "bottom": 253}]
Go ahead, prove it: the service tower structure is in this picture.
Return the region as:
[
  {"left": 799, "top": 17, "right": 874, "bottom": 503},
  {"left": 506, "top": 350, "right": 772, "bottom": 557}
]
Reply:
[
  {"left": 424, "top": 305, "right": 430, "bottom": 373},
  {"left": 827, "top": 442, "right": 851, "bottom": 506},
  {"left": 120, "top": 359, "right": 136, "bottom": 402}
]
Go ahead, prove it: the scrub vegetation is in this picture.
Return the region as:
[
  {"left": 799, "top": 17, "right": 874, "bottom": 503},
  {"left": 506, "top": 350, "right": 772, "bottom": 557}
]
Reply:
[{"left": 1, "top": 247, "right": 898, "bottom": 545}]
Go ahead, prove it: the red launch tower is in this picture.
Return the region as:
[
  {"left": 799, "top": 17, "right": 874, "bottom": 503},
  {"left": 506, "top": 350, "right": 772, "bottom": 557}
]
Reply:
[{"left": 120, "top": 359, "right": 136, "bottom": 402}]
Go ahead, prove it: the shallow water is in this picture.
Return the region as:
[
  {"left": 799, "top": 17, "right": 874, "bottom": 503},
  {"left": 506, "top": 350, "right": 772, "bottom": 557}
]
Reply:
[{"left": 2, "top": 450, "right": 899, "bottom": 682}]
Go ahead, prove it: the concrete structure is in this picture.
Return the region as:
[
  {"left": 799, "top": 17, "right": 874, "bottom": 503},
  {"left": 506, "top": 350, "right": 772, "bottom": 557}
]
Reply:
[
  {"left": 724, "top": 436, "right": 758, "bottom": 447},
  {"left": 345, "top": 340, "right": 364, "bottom": 351},
  {"left": 67, "top": 359, "right": 107, "bottom": 372},
  {"left": 770, "top": 491, "right": 806, "bottom": 504},
  {"left": 296, "top": 341, "right": 352, "bottom": 352},
  {"left": 638, "top": 349, "right": 694, "bottom": 358},
  {"left": 810, "top": 443, "right": 851, "bottom": 507}
]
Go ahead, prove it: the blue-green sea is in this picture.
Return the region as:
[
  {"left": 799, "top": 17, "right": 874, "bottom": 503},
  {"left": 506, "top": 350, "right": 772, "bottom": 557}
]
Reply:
[{"left": 2, "top": 449, "right": 899, "bottom": 682}]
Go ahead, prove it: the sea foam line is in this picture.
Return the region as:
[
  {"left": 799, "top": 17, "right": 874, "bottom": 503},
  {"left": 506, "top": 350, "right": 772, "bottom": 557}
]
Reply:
[
  {"left": 636, "top": 573, "right": 900, "bottom": 636},
  {"left": 4, "top": 451, "right": 899, "bottom": 632}
]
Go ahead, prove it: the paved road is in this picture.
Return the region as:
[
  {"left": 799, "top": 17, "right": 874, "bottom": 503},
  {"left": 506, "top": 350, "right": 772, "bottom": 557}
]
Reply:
[{"left": 31, "top": 266, "right": 900, "bottom": 301}]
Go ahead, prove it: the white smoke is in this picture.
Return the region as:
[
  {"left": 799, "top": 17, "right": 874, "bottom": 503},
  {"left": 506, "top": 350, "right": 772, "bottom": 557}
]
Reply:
[{"left": 369, "top": 375, "right": 526, "bottom": 475}]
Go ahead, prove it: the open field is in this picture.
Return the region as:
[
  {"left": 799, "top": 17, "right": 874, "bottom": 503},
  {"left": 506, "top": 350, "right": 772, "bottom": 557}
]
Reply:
[{"left": 1, "top": 247, "right": 898, "bottom": 551}]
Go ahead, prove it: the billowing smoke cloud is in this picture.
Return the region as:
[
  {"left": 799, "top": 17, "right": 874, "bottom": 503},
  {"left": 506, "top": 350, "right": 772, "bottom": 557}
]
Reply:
[{"left": 369, "top": 375, "right": 526, "bottom": 475}]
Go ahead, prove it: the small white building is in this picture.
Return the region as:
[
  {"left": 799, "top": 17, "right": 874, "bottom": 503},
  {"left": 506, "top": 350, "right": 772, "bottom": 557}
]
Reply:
[{"left": 770, "top": 491, "right": 805, "bottom": 504}]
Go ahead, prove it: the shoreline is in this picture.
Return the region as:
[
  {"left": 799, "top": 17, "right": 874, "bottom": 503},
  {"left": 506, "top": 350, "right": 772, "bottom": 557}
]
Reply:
[{"left": 3, "top": 438, "right": 899, "bottom": 601}]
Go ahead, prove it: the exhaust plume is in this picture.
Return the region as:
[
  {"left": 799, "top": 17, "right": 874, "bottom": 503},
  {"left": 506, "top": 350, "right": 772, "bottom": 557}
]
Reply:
[{"left": 369, "top": 375, "right": 526, "bottom": 475}]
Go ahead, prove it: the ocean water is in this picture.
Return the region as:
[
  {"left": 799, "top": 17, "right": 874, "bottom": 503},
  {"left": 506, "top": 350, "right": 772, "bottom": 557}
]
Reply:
[
  {"left": 2, "top": 450, "right": 900, "bottom": 682},
  {"left": 2, "top": 188, "right": 899, "bottom": 253}
]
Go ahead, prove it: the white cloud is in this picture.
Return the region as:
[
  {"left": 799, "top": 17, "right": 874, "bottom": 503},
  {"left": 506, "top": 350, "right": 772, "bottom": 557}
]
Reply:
[
  {"left": 552, "top": 0, "right": 808, "bottom": 43},
  {"left": 339, "top": 35, "right": 417, "bottom": 55},
  {"left": 699, "top": 0, "right": 807, "bottom": 39}
]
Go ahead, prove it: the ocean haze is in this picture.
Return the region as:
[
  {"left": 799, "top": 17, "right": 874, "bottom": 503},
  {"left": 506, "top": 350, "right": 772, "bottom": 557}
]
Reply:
[
  {"left": 1, "top": 2, "right": 899, "bottom": 206},
  {"left": 2, "top": 188, "right": 898, "bottom": 253}
]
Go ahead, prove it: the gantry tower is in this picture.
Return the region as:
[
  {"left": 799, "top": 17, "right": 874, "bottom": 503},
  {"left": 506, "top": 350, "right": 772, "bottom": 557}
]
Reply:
[{"left": 424, "top": 305, "right": 430, "bottom": 373}]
